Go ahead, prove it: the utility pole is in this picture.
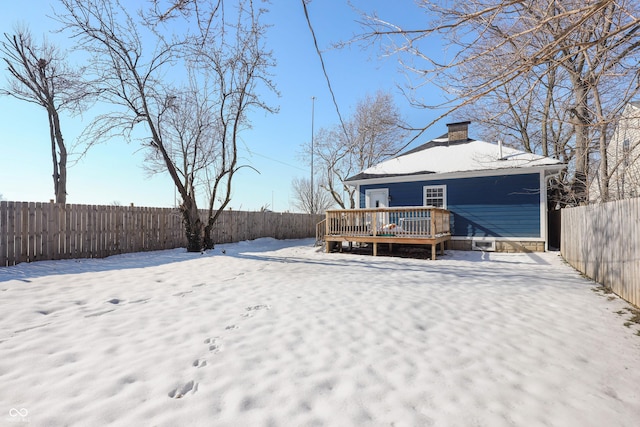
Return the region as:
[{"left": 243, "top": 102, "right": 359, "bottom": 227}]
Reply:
[{"left": 311, "top": 96, "right": 316, "bottom": 214}]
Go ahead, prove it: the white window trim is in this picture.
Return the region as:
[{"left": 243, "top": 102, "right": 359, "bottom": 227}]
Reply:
[{"left": 423, "top": 185, "right": 447, "bottom": 209}]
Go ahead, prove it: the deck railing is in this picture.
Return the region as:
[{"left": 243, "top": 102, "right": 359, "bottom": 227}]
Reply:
[
  {"left": 315, "top": 219, "right": 326, "bottom": 246},
  {"left": 325, "top": 207, "right": 451, "bottom": 238}
]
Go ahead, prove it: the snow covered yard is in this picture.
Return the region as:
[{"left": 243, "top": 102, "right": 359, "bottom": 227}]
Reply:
[{"left": 1, "top": 238, "right": 639, "bottom": 427}]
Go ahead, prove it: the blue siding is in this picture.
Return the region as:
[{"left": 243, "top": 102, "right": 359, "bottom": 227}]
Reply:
[{"left": 360, "top": 173, "right": 541, "bottom": 238}]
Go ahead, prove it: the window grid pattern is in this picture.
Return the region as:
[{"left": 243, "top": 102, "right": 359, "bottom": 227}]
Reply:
[{"left": 424, "top": 186, "right": 446, "bottom": 208}]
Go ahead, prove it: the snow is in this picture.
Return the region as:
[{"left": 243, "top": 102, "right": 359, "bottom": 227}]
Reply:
[
  {"left": 1, "top": 238, "right": 639, "bottom": 426},
  {"left": 355, "top": 140, "right": 563, "bottom": 179}
]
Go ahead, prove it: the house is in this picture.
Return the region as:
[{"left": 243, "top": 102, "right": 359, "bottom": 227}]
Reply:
[
  {"left": 591, "top": 101, "right": 640, "bottom": 201},
  {"left": 342, "top": 121, "right": 565, "bottom": 252}
]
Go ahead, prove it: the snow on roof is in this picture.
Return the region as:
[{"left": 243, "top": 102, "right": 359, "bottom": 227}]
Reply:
[{"left": 346, "top": 137, "right": 564, "bottom": 182}]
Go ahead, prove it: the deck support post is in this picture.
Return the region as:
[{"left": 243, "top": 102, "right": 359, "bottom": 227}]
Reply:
[
  {"left": 373, "top": 242, "right": 378, "bottom": 256},
  {"left": 431, "top": 243, "right": 436, "bottom": 260}
]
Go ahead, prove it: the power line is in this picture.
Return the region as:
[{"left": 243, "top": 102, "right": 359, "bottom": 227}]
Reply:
[
  {"left": 301, "top": 0, "right": 350, "bottom": 141},
  {"left": 243, "top": 146, "right": 308, "bottom": 172},
  {"left": 311, "top": 96, "right": 315, "bottom": 214}
]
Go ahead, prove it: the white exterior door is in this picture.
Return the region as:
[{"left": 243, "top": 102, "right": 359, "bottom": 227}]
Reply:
[
  {"left": 365, "top": 188, "right": 389, "bottom": 208},
  {"left": 365, "top": 189, "right": 389, "bottom": 233}
]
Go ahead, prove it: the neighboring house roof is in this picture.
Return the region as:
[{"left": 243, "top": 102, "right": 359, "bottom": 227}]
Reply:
[{"left": 346, "top": 134, "right": 564, "bottom": 184}]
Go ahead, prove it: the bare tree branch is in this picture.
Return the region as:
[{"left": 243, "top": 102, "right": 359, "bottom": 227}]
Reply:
[
  {"left": 1, "top": 28, "right": 89, "bottom": 204},
  {"left": 353, "top": 0, "right": 640, "bottom": 205},
  {"left": 297, "top": 91, "right": 407, "bottom": 209},
  {"left": 57, "top": 0, "right": 276, "bottom": 251}
]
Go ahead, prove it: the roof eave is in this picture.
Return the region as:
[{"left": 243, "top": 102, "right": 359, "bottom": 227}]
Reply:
[{"left": 344, "top": 163, "right": 566, "bottom": 187}]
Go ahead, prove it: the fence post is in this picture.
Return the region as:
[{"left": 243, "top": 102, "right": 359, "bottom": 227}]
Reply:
[{"left": 0, "top": 201, "right": 7, "bottom": 267}]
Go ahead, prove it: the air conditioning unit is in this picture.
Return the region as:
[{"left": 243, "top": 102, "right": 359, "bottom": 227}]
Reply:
[{"left": 472, "top": 238, "right": 496, "bottom": 252}]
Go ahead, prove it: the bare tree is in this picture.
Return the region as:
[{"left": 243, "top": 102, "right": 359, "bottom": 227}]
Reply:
[
  {"left": 356, "top": 0, "right": 640, "bottom": 205},
  {"left": 291, "top": 176, "right": 334, "bottom": 214},
  {"left": 456, "top": 50, "right": 577, "bottom": 206},
  {"left": 304, "top": 91, "right": 406, "bottom": 208},
  {"left": 57, "top": 0, "right": 275, "bottom": 251},
  {"left": 0, "top": 28, "right": 86, "bottom": 204},
  {"left": 458, "top": 59, "right": 574, "bottom": 160}
]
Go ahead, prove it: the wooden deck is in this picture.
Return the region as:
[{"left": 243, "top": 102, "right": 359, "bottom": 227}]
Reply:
[{"left": 320, "top": 207, "right": 451, "bottom": 260}]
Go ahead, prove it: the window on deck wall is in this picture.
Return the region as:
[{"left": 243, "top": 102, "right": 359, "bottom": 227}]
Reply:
[{"left": 423, "top": 185, "right": 447, "bottom": 208}]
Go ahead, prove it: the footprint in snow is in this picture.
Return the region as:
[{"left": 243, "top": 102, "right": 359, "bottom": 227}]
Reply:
[
  {"left": 245, "top": 304, "right": 271, "bottom": 312},
  {"left": 192, "top": 359, "right": 207, "bottom": 368},
  {"left": 242, "top": 304, "right": 271, "bottom": 318},
  {"left": 168, "top": 380, "right": 198, "bottom": 399},
  {"left": 204, "top": 337, "right": 222, "bottom": 353}
]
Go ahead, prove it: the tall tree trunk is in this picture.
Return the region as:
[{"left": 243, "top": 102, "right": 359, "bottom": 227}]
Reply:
[
  {"left": 592, "top": 88, "right": 610, "bottom": 203},
  {"left": 541, "top": 64, "right": 557, "bottom": 158},
  {"left": 598, "top": 129, "right": 609, "bottom": 202},
  {"left": 571, "top": 78, "right": 590, "bottom": 204},
  {"left": 203, "top": 183, "right": 231, "bottom": 251},
  {"left": 48, "top": 109, "right": 67, "bottom": 204},
  {"left": 181, "top": 196, "right": 203, "bottom": 252},
  {"left": 52, "top": 109, "right": 67, "bottom": 205},
  {"left": 49, "top": 114, "right": 59, "bottom": 202}
]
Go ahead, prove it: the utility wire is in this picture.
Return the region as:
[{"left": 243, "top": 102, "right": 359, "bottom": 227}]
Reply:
[
  {"left": 301, "top": 0, "right": 350, "bottom": 141},
  {"left": 248, "top": 150, "right": 308, "bottom": 172},
  {"left": 241, "top": 139, "right": 308, "bottom": 172}
]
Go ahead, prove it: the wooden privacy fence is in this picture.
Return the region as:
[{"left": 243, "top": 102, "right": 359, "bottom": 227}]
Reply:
[
  {"left": 0, "top": 201, "right": 323, "bottom": 267},
  {"left": 561, "top": 197, "right": 640, "bottom": 307}
]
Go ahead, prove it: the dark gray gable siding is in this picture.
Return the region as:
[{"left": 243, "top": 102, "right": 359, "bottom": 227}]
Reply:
[{"left": 359, "top": 173, "right": 541, "bottom": 238}]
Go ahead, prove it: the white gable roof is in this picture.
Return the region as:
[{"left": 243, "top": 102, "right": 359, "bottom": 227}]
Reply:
[{"left": 346, "top": 137, "right": 564, "bottom": 184}]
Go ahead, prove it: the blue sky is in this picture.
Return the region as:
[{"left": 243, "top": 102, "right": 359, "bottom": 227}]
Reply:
[{"left": 0, "top": 0, "right": 448, "bottom": 211}]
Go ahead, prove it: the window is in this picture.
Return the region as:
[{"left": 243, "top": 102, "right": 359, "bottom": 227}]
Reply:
[{"left": 423, "top": 185, "right": 447, "bottom": 208}]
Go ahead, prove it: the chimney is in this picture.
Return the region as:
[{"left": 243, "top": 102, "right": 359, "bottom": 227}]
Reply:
[{"left": 446, "top": 121, "right": 470, "bottom": 144}]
